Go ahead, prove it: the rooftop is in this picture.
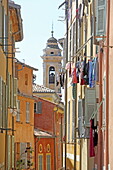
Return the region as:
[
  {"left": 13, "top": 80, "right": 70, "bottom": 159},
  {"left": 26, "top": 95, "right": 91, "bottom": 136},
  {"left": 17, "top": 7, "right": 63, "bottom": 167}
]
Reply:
[{"left": 33, "top": 84, "right": 55, "bottom": 93}]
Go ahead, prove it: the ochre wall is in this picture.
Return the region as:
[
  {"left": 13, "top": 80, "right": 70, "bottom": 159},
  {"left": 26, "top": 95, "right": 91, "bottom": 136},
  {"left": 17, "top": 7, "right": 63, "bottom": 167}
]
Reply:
[{"left": 17, "top": 65, "right": 33, "bottom": 96}]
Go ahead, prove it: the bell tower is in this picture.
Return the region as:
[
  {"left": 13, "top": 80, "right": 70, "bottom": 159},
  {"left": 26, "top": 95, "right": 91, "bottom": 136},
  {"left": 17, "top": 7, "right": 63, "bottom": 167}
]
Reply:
[{"left": 41, "top": 29, "right": 63, "bottom": 93}]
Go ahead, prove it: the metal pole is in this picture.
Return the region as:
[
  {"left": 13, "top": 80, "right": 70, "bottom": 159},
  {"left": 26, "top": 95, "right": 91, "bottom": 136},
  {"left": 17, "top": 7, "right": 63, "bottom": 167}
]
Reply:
[{"left": 64, "top": 1, "right": 68, "bottom": 170}]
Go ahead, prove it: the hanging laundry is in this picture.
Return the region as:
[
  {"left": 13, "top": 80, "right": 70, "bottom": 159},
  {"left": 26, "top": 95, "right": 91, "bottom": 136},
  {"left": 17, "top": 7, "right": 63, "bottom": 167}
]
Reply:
[
  {"left": 72, "top": 68, "right": 77, "bottom": 83},
  {"left": 95, "top": 57, "right": 99, "bottom": 82},
  {"left": 60, "top": 74, "right": 63, "bottom": 87},
  {"left": 72, "top": 83, "right": 77, "bottom": 99},
  {"left": 93, "top": 131, "right": 98, "bottom": 147},
  {"left": 56, "top": 74, "right": 60, "bottom": 86},
  {"left": 79, "top": 60, "right": 86, "bottom": 85},
  {"left": 88, "top": 59, "right": 93, "bottom": 88},
  {"left": 65, "top": 62, "right": 71, "bottom": 70},
  {"left": 69, "top": 62, "right": 72, "bottom": 77},
  {"left": 89, "top": 119, "right": 95, "bottom": 157}
]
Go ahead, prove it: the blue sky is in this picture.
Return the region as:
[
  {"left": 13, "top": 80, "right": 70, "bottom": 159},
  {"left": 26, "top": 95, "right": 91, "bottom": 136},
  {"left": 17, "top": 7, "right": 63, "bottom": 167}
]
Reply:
[{"left": 14, "top": 0, "right": 65, "bottom": 85}]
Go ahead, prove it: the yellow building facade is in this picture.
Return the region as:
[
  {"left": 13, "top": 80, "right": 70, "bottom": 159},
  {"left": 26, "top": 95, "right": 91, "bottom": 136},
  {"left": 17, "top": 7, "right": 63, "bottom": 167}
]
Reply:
[
  {"left": 0, "top": 0, "right": 23, "bottom": 169},
  {"left": 63, "top": 0, "right": 101, "bottom": 169}
]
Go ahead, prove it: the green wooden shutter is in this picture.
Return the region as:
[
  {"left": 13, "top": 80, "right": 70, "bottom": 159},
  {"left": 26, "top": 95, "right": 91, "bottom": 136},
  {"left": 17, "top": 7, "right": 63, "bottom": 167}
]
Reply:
[
  {"left": 96, "top": 0, "right": 106, "bottom": 36},
  {"left": 26, "top": 102, "right": 30, "bottom": 123},
  {"left": 37, "top": 102, "right": 42, "bottom": 114},
  {"left": 11, "top": 76, "right": 13, "bottom": 108},
  {"left": 85, "top": 88, "right": 96, "bottom": 127},
  {"left": 38, "top": 155, "right": 43, "bottom": 170},
  {"left": 7, "top": 135, "right": 11, "bottom": 170},
  {"left": 0, "top": 4, "right": 3, "bottom": 44},
  {"left": 20, "top": 143, "right": 27, "bottom": 169},
  {"left": 72, "top": 100, "right": 75, "bottom": 141},
  {"left": 16, "top": 100, "right": 20, "bottom": 122},
  {"left": 12, "top": 136, "right": 14, "bottom": 168},
  {"left": 8, "top": 73, "right": 11, "bottom": 107},
  {"left": 5, "top": 85, "right": 8, "bottom": 125},
  {"left": 0, "top": 77, "right": 2, "bottom": 128},
  {"left": 46, "top": 154, "right": 51, "bottom": 170},
  {"left": 78, "top": 99, "right": 85, "bottom": 138},
  {"left": 13, "top": 78, "right": 17, "bottom": 109},
  {"left": 68, "top": 101, "right": 70, "bottom": 142},
  {"left": 2, "top": 81, "right": 6, "bottom": 128}
]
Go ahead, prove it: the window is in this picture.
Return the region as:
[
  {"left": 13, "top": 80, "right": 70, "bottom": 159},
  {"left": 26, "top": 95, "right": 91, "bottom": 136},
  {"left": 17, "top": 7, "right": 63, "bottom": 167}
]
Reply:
[
  {"left": 26, "top": 102, "right": 30, "bottom": 123},
  {"left": 16, "top": 100, "right": 20, "bottom": 122},
  {"left": 0, "top": 76, "right": 2, "bottom": 128},
  {"left": 34, "top": 102, "right": 42, "bottom": 114},
  {"left": 85, "top": 88, "right": 96, "bottom": 127},
  {"left": 20, "top": 143, "right": 27, "bottom": 169},
  {"left": 68, "top": 101, "right": 70, "bottom": 142},
  {"left": 96, "top": 0, "right": 106, "bottom": 36},
  {"left": 49, "top": 67, "right": 55, "bottom": 84},
  {"left": 25, "top": 74, "right": 28, "bottom": 85},
  {"left": 38, "top": 154, "right": 43, "bottom": 170},
  {"left": 46, "top": 154, "right": 51, "bottom": 170},
  {"left": 72, "top": 100, "right": 75, "bottom": 141},
  {"left": 50, "top": 52, "right": 54, "bottom": 55}
]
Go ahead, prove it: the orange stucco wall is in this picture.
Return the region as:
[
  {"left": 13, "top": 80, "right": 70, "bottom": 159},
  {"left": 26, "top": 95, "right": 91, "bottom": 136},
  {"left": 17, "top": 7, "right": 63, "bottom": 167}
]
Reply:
[{"left": 17, "top": 65, "right": 33, "bottom": 96}]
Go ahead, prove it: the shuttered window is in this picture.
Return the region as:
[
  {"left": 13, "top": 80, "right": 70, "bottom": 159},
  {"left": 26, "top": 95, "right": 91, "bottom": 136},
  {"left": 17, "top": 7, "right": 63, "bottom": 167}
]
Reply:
[
  {"left": 26, "top": 102, "right": 30, "bottom": 123},
  {"left": 16, "top": 100, "right": 20, "bottom": 122},
  {"left": 38, "top": 154, "right": 43, "bottom": 170},
  {"left": 0, "top": 77, "right": 2, "bottom": 128},
  {"left": 72, "top": 100, "right": 75, "bottom": 141},
  {"left": 85, "top": 88, "right": 96, "bottom": 127},
  {"left": 96, "top": 0, "right": 106, "bottom": 36},
  {"left": 0, "top": 4, "right": 3, "bottom": 44},
  {"left": 20, "top": 143, "right": 27, "bottom": 169},
  {"left": 34, "top": 102, "right": 42, "bottom": 114},
  {"left": 78, "top": 99, "right": 85, "bottom": 138},
  {"left": 7, "top": 135, "right": 11, "bottom": 170},
  {"left": 8, "top": 73, "right": 11, "bottom": 107},
  {"left": 46, "top": 154, "right": 51, "bottom": 170},
  {"left": 2, "top": 81, "right": 6, "bottom": 128},
  {"left": 68, "top": 101, "right": 70, "bottom": 142},
  {"left": 12, "top": 136, "right": 14, "bottom": 168},
  {"left": 13, "top": 78, "right": 17, "bottom": 109},
  {"left": 11, "top": 77, "right": 17, "bottom": 109}
]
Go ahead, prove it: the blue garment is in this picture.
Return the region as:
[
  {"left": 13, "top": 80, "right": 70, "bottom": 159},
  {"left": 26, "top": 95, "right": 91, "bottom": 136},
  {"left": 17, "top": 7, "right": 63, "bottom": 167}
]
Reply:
[
  {"left": 89, "top": 58, "right": 97, "bottom": 88},
  {"left": 89, "top": 60, "right": 93, "bottom": 88}
]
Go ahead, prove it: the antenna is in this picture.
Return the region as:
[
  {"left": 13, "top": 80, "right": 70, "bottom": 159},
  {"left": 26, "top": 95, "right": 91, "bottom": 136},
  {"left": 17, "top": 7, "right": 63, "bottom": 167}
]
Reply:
[{"left": 51, "top": 21, "right": 54, "bottom": 37}]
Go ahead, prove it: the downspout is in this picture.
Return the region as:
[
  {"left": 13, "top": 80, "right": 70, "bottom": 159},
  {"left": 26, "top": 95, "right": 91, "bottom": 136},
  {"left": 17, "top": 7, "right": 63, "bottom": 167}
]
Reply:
[
  {"left": 53, "top": 106, "right": 58, "bottom": 170},
  {"left": 5, "top": 0, "right": 9, "bottom": 169},
  {"left": 35, "top": 137, "right": 40, "bottom": 170},
  {"left": 98, "top": 48, "right": 103, "bottom": 169},
  {"left": 74, "top": 0, "right": 78, "bottom": 169},
  {"left": 105, "top": 0, "right": 110, "bottom": 168},
  {"left": 61, "top": 115, "right": 63, "bottom": 168},
  {"left": 64, "top": 1, "right": 68, "bottom": 170}
]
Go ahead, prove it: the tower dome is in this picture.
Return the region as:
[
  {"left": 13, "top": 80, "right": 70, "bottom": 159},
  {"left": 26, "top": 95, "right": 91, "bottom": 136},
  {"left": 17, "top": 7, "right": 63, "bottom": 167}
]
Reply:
[{"left": 41, "top": 28, "right": 63, "bottom": 93}]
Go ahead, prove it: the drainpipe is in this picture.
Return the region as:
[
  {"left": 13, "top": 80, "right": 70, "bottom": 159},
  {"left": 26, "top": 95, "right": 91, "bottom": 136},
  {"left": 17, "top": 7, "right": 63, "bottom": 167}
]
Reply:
[
  {"left": 74, "top": 1, "right": 78, "bottom": 169},
  {"left": 105, "top": 0, "right": 110, "bottom": 169},
  {"left": 5, "top": 0, "right": 9, "bottom": 169},
  {"left": 64, "top": 1, "right": 68, "bottom": 170},
  {"left": 61, "top": 115, "right": 63, "bottom": 168},
  {"left": 53, "top": 106, "right": 58, "bottom": 170},
  {"left": 97, "top": 48, "right": 103, "bottom": 169}
]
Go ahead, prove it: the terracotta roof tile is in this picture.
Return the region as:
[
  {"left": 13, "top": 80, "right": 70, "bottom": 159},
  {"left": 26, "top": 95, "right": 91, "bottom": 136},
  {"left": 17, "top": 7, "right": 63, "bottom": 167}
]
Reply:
[{"left": 33, "top": 84, "right": 55, "bottom": 93}]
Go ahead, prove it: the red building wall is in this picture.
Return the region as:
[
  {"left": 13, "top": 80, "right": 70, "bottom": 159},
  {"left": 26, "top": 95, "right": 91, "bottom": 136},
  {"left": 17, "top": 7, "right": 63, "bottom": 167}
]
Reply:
[
  {"left": 34, "top": 97, "right": 63, "bottom": 170},
  {"left": 34, "top": 98, "right": 55, "bottom": 134},
  {"left": 35, "top": 137, "right": 55, "bottom": 170}
]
